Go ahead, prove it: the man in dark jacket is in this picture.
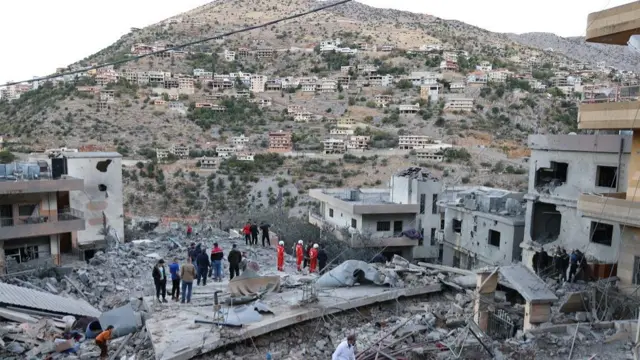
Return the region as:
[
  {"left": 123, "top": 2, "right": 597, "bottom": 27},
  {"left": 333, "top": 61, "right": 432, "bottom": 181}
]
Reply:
[
  {"left": 196, "top": 251, "right": 210, "bottom": 286},
  {"left": 188, "top": 243, "right": 198, "bottom": 274},
  {"left": 260, "top": 222, "right": 271, "bottom": 247},
  {"left": 152, "top": 259, "right": 168, "bottom": 303},
  {"left": 317, "top": 244, "right": 328, "bottom": 274},
  {"left": 227, "top": 244, "right": 242, "bottom": 280},
  {"left": 250, "top": 222, "right": 259, "bottom": 246}
]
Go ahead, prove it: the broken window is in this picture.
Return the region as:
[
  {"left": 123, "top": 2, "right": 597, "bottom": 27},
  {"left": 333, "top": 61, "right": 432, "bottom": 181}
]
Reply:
[
  {"left": 453, "top": 219, "right": 462, "bottom": 234},
  {"left": 530, "top": 202, "right": 561, "bottom": 244},
  {"left": 535, "top": 161, "right": 568, "bottom": 189},
  {"left": 432, "top": 194, "right": 438, "bottom": 214},
  {"left": 18, "top": 204, "right": 37, "bottom": 217},
  {"left": 329, "top": 208, "right": 334, "bottom": 218},
  {"left": 96, "top": 159, "right": 112, "bottom": 172},
  {"left": 419, "top": 194, "right": 426, "bottom": 214},
  {"left": 596, "top": 166, "right": 617, "bottom": 188},
  {"left": 351, "top": 218, "right": 357, "bottom": 228},
  {"left": 590, "top": 221, "right": 613, "bottom": 246},
  {"left": 488, "top": 230, "right": 501, "bottom": 248},
  {"left": 377, "top": 221, "right": 391, "bottom": 231}
]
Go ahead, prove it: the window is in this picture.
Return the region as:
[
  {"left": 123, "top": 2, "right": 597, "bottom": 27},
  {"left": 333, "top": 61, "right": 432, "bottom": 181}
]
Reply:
[
  {"left": 393, "top": 221, "right": 403, "bottom": 235},
  {"left": 419, "top": 228, "right": 425, "bottom": 246},
  {"left": 329, "top": 208, "right": 334, "bottom": 218},
  {"left": 535, "top": 161, "right": 568, "bottom": 187},
  {"left": 596, "top": 166, "right": 617, "bottom": 188},
  {"left": 18, "top": 204, "right": 37, "bottom": 217},
  {"left": 590, "top": 221, "right": 613, "bottom": 246},
  {"left": 377, "top": 221, "right": 391, "bottom": 231},
  {"left": 419, "top": 194, "right": 426, "bottom": 214},
  {"left": 351, "top": 218, "right": 357, "bottom": 228},
  {"left": 432, "top": 194, "right": 438, "bottom": 214},
  {"left": 488, "top": 230, "right": 501, "bottom": 247},
  {"left": 453, "top": 219, "right": 462, "bottom": 233},
  {"left": 430, "top": 228, "right": 436, "bottom": 246}
]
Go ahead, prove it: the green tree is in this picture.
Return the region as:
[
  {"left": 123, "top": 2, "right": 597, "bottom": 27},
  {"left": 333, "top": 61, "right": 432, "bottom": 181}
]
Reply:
[{"left": 0, "top": 150, "right": 16, "bottom": 164}]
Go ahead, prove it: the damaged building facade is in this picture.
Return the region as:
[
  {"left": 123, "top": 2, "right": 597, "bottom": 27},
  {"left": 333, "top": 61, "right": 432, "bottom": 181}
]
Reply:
[
  {"left": 521, "top": 134, "right": 630, "bottom": 274},
  {"left": 439, "top": 187, "right": 526, "bottom": 269},
  {"left": 0, "top": 152, "right": 125, "bottom": 272},
  {"left": 309, "top": 167, "right": 442, "bottom": 261}
]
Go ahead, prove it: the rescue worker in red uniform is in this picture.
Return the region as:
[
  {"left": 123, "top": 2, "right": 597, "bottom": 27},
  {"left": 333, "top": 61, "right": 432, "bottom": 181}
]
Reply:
[
  {"left": 295, "top": 240, "right": 304, "bottom": 272},
  {"left": 309, "top": 243, "right": 319, "bottom": 273},
  {"left": 277, "top": 241, "right": 285, "bottom": 271}
]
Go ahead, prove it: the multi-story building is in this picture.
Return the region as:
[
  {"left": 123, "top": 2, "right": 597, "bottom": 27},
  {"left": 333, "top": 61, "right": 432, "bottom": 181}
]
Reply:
[
  {"left": 444, "top": 97, "right": 474, "bottom": 112},
  {"left": 256, "top": 48, "right": 274, "bottom": 59},
  {"left": 224, "top": 49, "right": 236, "bottom": 62},
  {"left": 199, "top": 157, "right": 218, "bottom": 169},
  {"left": 215, "top": 146, "right": 237, "bottom": 158},
  {"left": 420, "top": 84, "right": 440, "bottom": 102},
  {"left": 347, "top": 136, "right": 371, "bottom": 151},
  {"left": 572, "top": 0, "right": 640, "bottom": 290},
  {"left": 415, "top": 147, "right": 447, "bottom": 162},
  {"left": 294, "top": 112, "right": 313, "bottom": 123},
  {"left": 156, "top": 149, "right": 169, "bottom": 161},
  {"left": 330, "top": 129, "right": 355, "bottom": 136},
  {"left": 407, "top": 71, "right": 441, "bottom": 86},
  {"left": 301, "top": 82, "right": 317, "bottom": 92},
  {"left": 440, "top": 187, "right": 527, "bottom": 269},
  {"left": 237, "top": 153, "right": 255, "bottom": 161},
  {"left": 319, "top": 79, "right": 337, "bottom": 93},
  {"left": 308, "top": 167, "right": 442, "bottom": 261},
  {"left": 268, "top": 131, "right": 293, "bottom": 152},
  {"left": 398, "top": 135, "right": 433, "bottom": 150},
  {"left": 440, "top": 60, "right": 459, "bottom": 72},
  {"left": 250, "top": 75, "right": 267, "bottom": 93},
  {"left": 398, "top": 104, "right": 420, "bottom": 114},
  {"left": 230, "top": 134, "right": 249, "bottom": 148},
  {"left": 520, "top": 134, "right": 630, "bottom": 273},
  {"left": 374, "top": 94, "right": 392, "bottom": 108},
  {"left": 323, "top": 138, "right": 346, "bottom": 154},
  {"left": 169, "top": 144, "right": 190, "bottom": 158},
  {"left": 476, "top": 61, "right": 493, "bottom": 71}
]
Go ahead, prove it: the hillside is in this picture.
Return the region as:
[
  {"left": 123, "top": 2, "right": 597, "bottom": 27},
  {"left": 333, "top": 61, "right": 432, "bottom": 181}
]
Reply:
[
  {"left": 0, "top": 0, "right": 592, "bottom": 220},
  {"left": 507, "top": 32, "right": 640, "bottom": 71}
]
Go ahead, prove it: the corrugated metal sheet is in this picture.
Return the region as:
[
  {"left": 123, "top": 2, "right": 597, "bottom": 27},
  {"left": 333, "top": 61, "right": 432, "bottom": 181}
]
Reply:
[{"left": 0, "top": 282, "right": 101, "bottom": 317}]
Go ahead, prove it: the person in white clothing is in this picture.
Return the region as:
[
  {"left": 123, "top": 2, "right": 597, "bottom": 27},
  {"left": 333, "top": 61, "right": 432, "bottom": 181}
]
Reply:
[{"left": 332, "top": 334, "right": 356, "bottom": 360}]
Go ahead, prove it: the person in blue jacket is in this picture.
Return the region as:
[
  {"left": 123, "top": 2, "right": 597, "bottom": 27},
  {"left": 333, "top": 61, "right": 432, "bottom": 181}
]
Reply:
[{"left": 169, "top": 258, "right": 180, "bottom": 301}]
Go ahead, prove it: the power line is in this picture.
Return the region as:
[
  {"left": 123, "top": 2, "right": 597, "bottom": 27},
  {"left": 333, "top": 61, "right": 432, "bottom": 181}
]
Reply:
[{"left": 0, "top": 0, "right": 354, "bottom": 88}]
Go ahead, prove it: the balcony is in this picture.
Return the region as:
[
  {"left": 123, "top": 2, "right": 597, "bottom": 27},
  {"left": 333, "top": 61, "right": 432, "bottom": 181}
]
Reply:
[
  {"left": 586, "top": 1, "right": 640, "bottom": 45},
  {"left": 0, "top": 163, "right": 84, "bottom": 195},
  {"left": 0, "top": 209, "right": 85, "bottom": 240},
  {"left": 577, "top": 193, "right": 640, "bottom": 228},
  {"left": 578, "top": 101, "right": 640, "bottom": 130}
]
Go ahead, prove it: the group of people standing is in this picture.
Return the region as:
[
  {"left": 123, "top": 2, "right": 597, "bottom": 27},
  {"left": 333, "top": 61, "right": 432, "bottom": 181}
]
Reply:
[
  {"left": 286, "top": 240, "right": 328, "bottom": 274},
  {"left": 242, "top": 220, "right": 271, "bottom": 247},
  {"left": 151, "top": 242, "right": 244, "bottom": 303}
]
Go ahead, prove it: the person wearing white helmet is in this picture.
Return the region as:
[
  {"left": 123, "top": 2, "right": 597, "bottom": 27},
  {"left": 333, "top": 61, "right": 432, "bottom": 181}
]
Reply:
[
  {"left": 309, "top": 243, "right": 319, "bottom": 273},
  {"left": 295, "top": 240, "right": 304, "bottom": 272},
  {"left": 277, "top": 241, "right": 285, "bottom": 272}
]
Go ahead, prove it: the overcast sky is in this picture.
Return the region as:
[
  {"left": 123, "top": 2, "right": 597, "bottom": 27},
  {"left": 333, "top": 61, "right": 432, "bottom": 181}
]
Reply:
[{"left": 0, "top": 0, "right": 630, "bottom": 85}]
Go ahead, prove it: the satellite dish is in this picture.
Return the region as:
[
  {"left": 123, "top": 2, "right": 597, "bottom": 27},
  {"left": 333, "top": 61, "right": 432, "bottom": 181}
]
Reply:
[{"left": 628, "top": 35, "right": 640, "bottom": 54}]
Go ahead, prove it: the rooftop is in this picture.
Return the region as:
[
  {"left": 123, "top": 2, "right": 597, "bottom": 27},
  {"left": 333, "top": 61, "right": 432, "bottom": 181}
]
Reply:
[
  {"left": 393, "top": 166, "right": 440, "bottom": 181},
  {"left": 528, "top": 134, "right": 631, "bottom": 153},
  {"left": 441, "top": 186, "right": 526, "bottom": 221},
  {"left": 61, "top": 151, "right": 123, "bottom": 159},
  {"left": 320, "top": 188, "right": 392, "bottom": 204}
]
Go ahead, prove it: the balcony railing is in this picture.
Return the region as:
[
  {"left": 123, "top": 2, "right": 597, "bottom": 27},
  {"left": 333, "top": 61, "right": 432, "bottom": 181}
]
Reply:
[
  {"left": 0, "top": 208, "right": 85, "bottom": 240},
  {"left": 577, "top": 193, "right": 640, "bottom": 228}
]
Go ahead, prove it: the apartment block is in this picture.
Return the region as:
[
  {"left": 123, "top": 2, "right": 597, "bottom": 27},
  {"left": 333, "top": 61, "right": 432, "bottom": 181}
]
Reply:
[
  {"left": 398, "top": 135, "right": 434, "bottom": 150},
  {"left": 420, "top": 84, "right": 440, "bottom": 102},
  {"left": 444, "top": 97, "right": 474, "bottom": 112},
  {"left": 415, "top": 148, "right": 446, "bottom": 162},
  {"left": 301, "top": 82, "right": 317, "bottom": 92},
  {"left": 199, "top": 157, "right": 217, "bottom": 169},
  {"left": 319, "top": 79, "right": 338, "bottom": 93},
  {"left": 440, "top": 187, "right": 526, "bottom": 269},
  {"left": 398, "top": 104, "right": 420, "bottom": 114},
  {"left": 440, "top": 60, "right": 459, "bottom": 72},
  {"left": 323, "top": 138, "right": 346, "bottom": 154},
  {"left": 374, "top": 95, "right": 393, "bottom": 108},
  {"left": 224, "top": 49, "right": 236, "bottom": 62},
  {"left": 346, "top": 136, "right": 371, "bottom": 151},
  {"left": 237, "top": 153, "right": 255, "bottom": 161},
  {"left": 330, "top": 129, "right": 355, "bottom": 136},
  {"left": 215, "top": 146, "right": 237, "bottom": 158},
  {"left": 230, "top": 134, "right": 249, "bottom": 148},
  {"left": 308, "top": 167, "right": 442, "bottom": 260},
  {"left": 256, "top": 48, "right": 274, "bottom": 59},
  {"left": 268, "top": 131, "right": 293, "bottom": 153},
  {"left": 156, "top": 149, "right": 169, "bottom": 161},
  {"left": 294, "top": 112, "right": 312, "bottom": 123},
  {"left": 250, "top": 75, "right": 268, "bottom": 93},
  {"left": 265, "top": 80, "right": 282, "bottom": 91},
  {"left": 250, "top": 98, "right": 272, "bottom": 108},
  {"left": 170, "top": 144, "right": 190, "bottom": 158},
  {"left": 579, "top": 1, "right": 640, "bottom": 290},
  {"left": 521, "top": 134, "right": 630, "bottom": 274}
]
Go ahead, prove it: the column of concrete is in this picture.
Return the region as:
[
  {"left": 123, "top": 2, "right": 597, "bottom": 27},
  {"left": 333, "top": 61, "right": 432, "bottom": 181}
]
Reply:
[
  {"left": 50, "top": 235, "right": 60, "bottom": 266},
  {"left": 0, "top": 241, "right": 5, "bottom": 275},
  {"left": 524, "top": 302, "right": 552, "bottom": 331},
  {"left": 474, "top": 269, "right": 498, "bottom": 331}
]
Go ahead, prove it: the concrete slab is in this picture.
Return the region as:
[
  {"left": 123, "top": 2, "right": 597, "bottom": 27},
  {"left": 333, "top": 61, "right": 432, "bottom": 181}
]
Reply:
[{"left": 144, "top": 282, "right": 442, "bottom": 360}]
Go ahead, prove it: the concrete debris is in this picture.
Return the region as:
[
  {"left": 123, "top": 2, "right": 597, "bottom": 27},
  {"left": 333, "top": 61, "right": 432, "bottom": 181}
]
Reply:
[{"left": 0, "top": 223, "right": 637, "bottom": 360}]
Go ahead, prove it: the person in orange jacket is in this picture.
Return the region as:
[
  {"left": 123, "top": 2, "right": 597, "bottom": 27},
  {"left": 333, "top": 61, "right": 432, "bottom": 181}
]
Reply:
[
  {"left": 295, "top": 240, "right": 304, "bottom": 272},
  {"left": 309, "top": 243, "right": 319, "bottom": 273},
  {"left": 277, "top": 241, "right": 285, "bottom": 271},
  {"left": 242, "top": 222, "right": 251, "bottom": 246},
  {"left": 95, "top": 325, "right": 114, "bottom": 360}
]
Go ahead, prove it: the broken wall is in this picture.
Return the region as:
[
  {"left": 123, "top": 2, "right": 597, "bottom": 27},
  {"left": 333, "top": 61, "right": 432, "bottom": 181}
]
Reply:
[
  {"left": 65, "top": 155, "right": 124, "bottom": 247},
  {"left": 522, "top": 200, "right": 621, "bottom": 268},
  {"left": 441, "top": 206, "right": 524, "bottom": 267}
]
